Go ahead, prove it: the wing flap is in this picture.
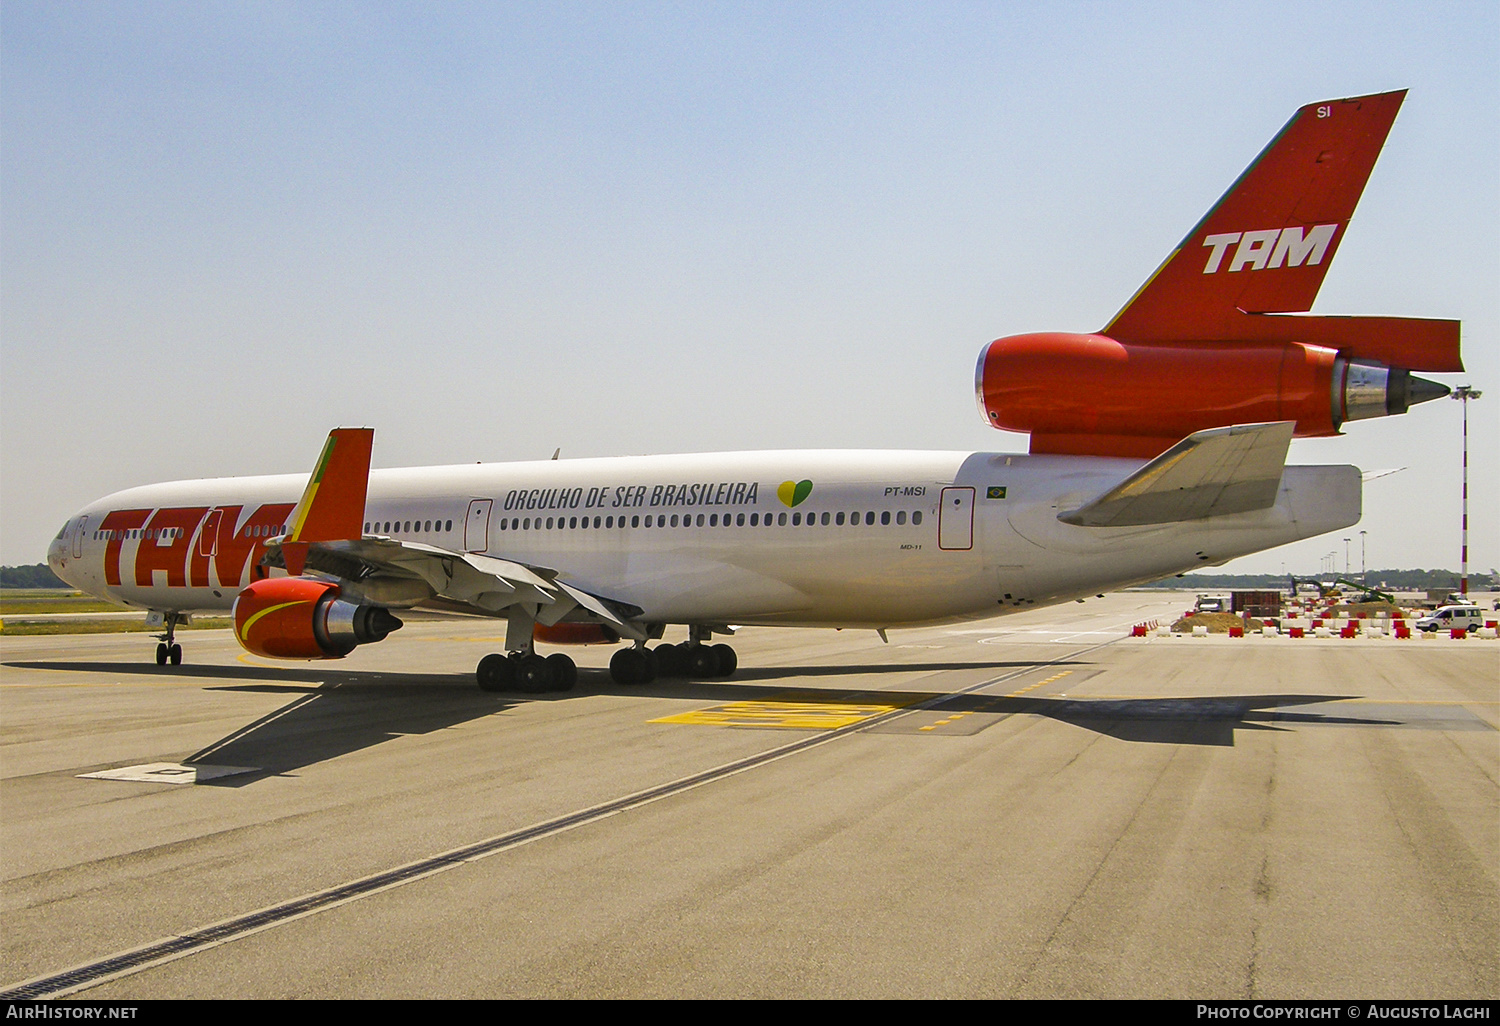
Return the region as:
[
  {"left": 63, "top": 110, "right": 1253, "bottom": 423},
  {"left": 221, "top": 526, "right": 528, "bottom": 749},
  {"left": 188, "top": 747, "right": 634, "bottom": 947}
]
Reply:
[{"left": 1059, "top": 421, "right": 1295, "bottom": 527}]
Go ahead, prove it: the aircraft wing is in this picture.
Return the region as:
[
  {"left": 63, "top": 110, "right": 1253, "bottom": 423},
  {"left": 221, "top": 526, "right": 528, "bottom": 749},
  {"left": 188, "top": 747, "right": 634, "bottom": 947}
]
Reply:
[
  {"left": 262, "top": 427, "right": 648, "bottom": 641},
  {"left": 264, "top": 536, "right": 649, "bottom": 641},
  {"left": 1059, "top": 421, "right": 1296, "bottom": 527}
]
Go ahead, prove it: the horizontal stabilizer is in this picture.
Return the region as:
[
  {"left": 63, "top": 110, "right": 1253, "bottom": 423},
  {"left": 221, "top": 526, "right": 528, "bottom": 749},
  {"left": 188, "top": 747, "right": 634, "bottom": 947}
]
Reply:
[{"left": 1060, "top": 421, "right": 1295, "bottom": 527}]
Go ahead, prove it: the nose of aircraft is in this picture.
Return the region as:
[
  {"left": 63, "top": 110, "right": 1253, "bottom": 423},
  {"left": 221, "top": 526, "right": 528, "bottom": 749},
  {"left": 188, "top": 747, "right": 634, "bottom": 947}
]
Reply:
[{"left": 46, "top": 521, "right": 74, "bottom": 585}]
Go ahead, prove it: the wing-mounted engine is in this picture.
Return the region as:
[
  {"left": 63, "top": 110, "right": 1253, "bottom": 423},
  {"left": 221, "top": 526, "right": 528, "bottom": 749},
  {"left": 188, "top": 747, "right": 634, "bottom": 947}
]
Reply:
[{"left": 233, "top": 577, "right": 402, "bottom": 659}]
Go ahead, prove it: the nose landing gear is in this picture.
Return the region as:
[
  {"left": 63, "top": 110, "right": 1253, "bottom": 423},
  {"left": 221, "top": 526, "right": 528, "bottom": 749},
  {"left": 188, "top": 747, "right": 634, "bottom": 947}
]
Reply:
[{"left": 152, "top": 613, "right": 186, "bottom": 666}]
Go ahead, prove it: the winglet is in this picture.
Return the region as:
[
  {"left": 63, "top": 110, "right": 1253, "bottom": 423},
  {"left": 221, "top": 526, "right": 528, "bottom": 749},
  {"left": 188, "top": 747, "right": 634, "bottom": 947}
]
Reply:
[{"left": 282, "top": 428, "right": 374, "bottom": 575}]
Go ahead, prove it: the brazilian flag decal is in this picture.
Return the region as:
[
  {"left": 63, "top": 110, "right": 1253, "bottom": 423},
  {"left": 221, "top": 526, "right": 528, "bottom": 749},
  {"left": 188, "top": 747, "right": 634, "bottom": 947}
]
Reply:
[{"left": 987, "top": 486, "right": 1007, "bottom": 499}]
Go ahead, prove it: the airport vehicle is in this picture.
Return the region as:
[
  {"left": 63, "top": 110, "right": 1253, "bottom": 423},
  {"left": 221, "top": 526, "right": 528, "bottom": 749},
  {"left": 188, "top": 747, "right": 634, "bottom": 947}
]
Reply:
[
  {"left": 46, "top": 90, "right": 1461, "bottom": 690},
  {"left": 1414, "top": 605, "right": 1485, "bottom": 633}
]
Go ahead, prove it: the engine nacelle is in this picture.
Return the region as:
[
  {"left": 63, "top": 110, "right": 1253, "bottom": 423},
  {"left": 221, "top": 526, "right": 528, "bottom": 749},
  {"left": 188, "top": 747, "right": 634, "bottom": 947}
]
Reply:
[
  {"left": 233, "top": 577, "right": 402, "bottom": 660},
  {"left": 975, "top": 332, "right": 1449, "bottom": 457},
  {"left": 533, "top": 622, "right": 620, "bottom": 646}
]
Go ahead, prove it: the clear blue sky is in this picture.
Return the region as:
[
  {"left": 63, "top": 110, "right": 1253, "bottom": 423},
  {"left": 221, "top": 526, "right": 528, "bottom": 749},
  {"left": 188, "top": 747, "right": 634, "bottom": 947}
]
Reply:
[{"left": 3, "top": 1, "right": 1496, "bottom": 575}]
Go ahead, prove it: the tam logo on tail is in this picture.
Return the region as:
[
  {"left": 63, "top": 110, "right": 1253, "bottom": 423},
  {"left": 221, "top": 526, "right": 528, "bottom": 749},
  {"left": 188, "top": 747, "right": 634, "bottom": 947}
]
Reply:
[
  {"left": 1201, "top": 225, "right": 1338, "bottom": 273},
  {"left": 974, "top": 89, "right": 1462, "bottom": 460}
]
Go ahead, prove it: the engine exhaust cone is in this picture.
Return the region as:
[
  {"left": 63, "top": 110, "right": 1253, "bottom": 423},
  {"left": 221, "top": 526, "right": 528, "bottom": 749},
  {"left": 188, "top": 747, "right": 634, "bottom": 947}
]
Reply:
[
  {"left": 1405, "top": 374, "right": 1451, "bottom": 409},
  {"left": 361, "top": 607, "right": 404, "bottom": 643}
]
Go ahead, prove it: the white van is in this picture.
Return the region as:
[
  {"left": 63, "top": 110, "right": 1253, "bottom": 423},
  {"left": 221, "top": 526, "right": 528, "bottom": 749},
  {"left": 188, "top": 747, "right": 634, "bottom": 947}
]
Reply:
[{"left": 1414, "top": 605, "right": 1486, "bottom": 633}]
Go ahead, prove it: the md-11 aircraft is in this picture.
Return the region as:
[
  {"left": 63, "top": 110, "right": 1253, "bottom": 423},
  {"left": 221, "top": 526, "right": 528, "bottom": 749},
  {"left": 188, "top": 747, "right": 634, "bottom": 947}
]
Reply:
[{"left": 47, "top": 90, "right": 1461, "bottom": 691}]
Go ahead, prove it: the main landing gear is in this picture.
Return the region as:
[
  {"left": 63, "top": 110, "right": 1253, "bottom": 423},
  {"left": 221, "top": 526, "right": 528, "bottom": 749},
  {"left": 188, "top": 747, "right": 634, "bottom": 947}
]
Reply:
[
  {"left": 153, "top": 613, "right": 186, "bottom": 666},
  {"left": 608, "top": 639, "right": 737, "bottom": 685},
  {"left": 476, "top": 649, "right": 577, "bottom": 694},
  {"left": 474, "top": 622, "right": 739, "bottom": 691}
]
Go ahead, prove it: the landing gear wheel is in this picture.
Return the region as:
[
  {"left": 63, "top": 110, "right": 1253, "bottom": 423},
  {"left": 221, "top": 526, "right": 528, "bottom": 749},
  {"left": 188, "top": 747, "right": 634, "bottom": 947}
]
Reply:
[
  {"left": 610, "top": 647, "right": 657, "bottom": 685},
  {"left": 609, "top": 648, "right": 635, "bottom": 685},
  {"left": 654, "top": 643, "right": 686, "bottom": 677},
  {"left": 155, "top": 643, "right": 168, "bottom": 666},
  {"left": 545, "top": 653, "right": 577, "bottom": 692},
  {"left": 686, "top": 645, "right": 718, "bottom": 678},
  {"left": 516, "top": 654, "right": 553, "bottom": 694},
  {"left": 477, "top": 653, "right": 516, "bottom": 692},
  {"left": 168, "top": 643, "right": 182, "bottom": 666},
  {"left": 711, "top": 644, "right": 737, "bottom": 677}
]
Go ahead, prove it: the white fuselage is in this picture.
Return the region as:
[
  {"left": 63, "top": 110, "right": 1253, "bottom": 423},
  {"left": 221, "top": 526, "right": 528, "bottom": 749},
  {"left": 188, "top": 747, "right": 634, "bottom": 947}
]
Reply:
[{"left": 47, "top": 449, "right": 1360, "bottom": 630}]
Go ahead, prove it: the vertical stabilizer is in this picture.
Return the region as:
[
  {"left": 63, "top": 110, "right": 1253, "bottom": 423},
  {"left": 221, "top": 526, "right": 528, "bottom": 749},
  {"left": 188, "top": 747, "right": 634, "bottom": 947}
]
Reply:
[{"left": 1105, "top": 90, "right": 1406, "bottom": 342}]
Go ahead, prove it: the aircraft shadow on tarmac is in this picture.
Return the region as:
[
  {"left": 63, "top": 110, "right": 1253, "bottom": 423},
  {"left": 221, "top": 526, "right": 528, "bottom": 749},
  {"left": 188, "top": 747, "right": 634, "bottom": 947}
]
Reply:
[{"left": 2, "top": 659, "right": 1454, "bottom": 783}]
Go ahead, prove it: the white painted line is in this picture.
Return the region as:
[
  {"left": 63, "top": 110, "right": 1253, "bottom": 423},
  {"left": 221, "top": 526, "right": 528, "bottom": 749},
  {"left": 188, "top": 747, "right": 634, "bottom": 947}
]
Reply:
[{"left": 79, "top": 763, "right": 259, "bottom": 784}]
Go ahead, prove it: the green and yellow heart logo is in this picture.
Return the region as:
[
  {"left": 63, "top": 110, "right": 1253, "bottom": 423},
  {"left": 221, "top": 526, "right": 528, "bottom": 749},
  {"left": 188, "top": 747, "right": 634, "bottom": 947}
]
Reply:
[{"left": 777, "top": 479, "right": 813, "bottom": 507}]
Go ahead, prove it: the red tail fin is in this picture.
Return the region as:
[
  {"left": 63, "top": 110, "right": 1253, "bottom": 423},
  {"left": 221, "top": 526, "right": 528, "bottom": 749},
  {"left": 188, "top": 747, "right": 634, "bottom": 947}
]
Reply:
[{"left": 1105, "top": 90, "right": 1407, "bottom": 342}]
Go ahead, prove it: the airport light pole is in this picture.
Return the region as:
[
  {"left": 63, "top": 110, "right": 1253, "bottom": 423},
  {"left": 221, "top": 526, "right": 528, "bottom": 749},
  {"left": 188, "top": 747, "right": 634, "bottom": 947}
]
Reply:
[
  {"left": 1452, "top": 387, "right": 1483, "bottom": 596},
  {"left": 1343, "top": 538, "right": 1350, "bottom": 576},
  {"left": 1360, "top": 530, "right": 1367, "bottom": 582}
]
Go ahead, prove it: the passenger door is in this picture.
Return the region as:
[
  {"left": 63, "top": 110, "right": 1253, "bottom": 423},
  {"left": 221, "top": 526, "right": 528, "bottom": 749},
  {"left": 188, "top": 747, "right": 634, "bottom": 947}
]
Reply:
[{"left": 938, "top": 487, "right": 975, "bottom": 550}]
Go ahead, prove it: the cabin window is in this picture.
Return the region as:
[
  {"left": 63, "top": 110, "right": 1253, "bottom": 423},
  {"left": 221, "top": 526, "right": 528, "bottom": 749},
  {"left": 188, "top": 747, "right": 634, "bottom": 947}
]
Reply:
[
  {"left": 896, "top": 511, "right": 907, "bottom": 525},
  {"left": 881, "top": 511, "right": 891, "bottom": 525}
]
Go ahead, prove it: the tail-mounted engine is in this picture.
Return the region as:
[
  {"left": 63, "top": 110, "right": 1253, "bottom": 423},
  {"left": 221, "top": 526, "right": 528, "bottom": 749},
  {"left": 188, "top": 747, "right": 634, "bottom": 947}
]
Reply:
[
  {"left": 233, "top": 577, "right": 402, "bottom": 659},
  {"left": 975, "top": 332, "right": 1451, "bottom": 458}
]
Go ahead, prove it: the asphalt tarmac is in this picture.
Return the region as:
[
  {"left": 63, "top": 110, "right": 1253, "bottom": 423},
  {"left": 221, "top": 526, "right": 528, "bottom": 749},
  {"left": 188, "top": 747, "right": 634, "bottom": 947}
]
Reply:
[{"left": 2, "top": 591, "right": 1495, "bottom": 998}]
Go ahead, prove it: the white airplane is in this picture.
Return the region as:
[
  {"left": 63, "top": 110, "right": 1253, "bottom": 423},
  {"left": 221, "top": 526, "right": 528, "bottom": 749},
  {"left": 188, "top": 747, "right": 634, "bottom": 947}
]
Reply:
[{"left": 46, "top": 90, "right": 1460, "bottom": 691}]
